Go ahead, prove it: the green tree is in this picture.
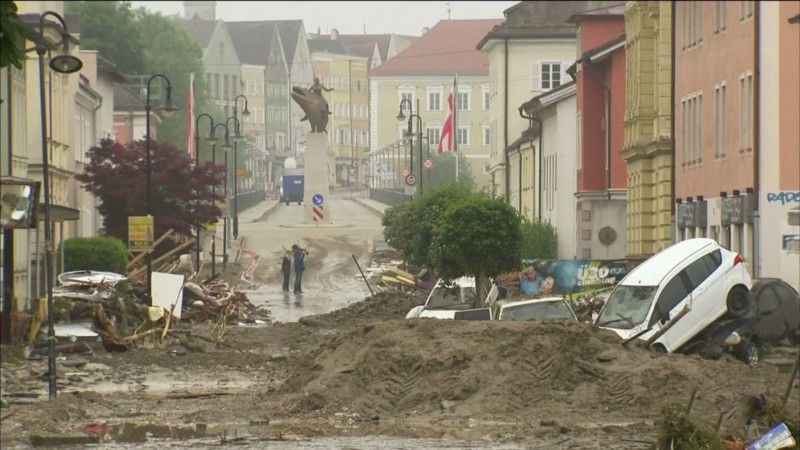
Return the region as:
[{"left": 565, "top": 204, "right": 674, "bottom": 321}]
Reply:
[
  {"left": 0, "top": 1, "right": 26, "bottom": 69},
  {"left": 520, "top": 219, "right": 558, "bottom": 259},
  {"left": 65, "top": 1, "right": 146, "bottom": 74},
  {"left": 135, "top": 8, "right": 208, "bottom": 150},
  {"left": 430, "top": 193, "right": 522, "bottom": 307},
  {"left": 382, "top": 183, "right": 471, "bottom": 267},
  {"left": 421, "top": 151, "right": 475, "bottom": 191}
]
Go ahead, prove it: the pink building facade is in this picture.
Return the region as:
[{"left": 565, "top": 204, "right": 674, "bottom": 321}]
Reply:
[{"left": 570, "top": 6, "right": 628, "bottom": 259}]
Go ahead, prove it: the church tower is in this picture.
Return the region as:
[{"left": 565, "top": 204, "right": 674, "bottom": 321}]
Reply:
[{"left": 183, "top": 1, "right": 216, "bottom": 20}]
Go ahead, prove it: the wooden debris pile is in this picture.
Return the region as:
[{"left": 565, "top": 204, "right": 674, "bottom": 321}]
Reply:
[
  {"left": 181, "top": 280, "right": 270, "bottom": 325},
  {"left": 374, "top": 265, "right": 423, "bottom": 294}
]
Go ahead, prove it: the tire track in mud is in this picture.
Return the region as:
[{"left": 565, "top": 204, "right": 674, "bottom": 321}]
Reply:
[
  {"left": 502, "top": 353, "right": 558, "bottom": 413},
  {"left": 354, "top": 359, "right": 424, "bottom": 418},
  {"left": 605, "top": 374, "right": 636, "bottom": 406}
]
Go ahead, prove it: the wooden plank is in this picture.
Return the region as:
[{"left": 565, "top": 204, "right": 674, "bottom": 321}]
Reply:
[
  {"left": 385, "top": 265, "right": 414, "bottom": 280},
  {"left": 396, "top": 275, "right": 416, "bottom": 286},
  {"left": 381, "top": 276, "right": 400, "bottom": 284}
]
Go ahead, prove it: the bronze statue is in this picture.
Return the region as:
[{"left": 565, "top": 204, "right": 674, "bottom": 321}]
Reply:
[{"left": 291, "top": 77, "right": 333, "bottom": 133}]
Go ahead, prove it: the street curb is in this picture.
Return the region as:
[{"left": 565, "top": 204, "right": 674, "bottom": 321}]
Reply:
[
  {"left": 252, "top": 202, "right": 282, "bottom": 222},
  {"left": 352, "top": 198, "right": 384, "bottom": 219}
]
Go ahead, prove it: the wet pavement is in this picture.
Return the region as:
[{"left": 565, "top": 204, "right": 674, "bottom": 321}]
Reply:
[{"left": 233, "top": 190, "right": 388, "bottom": 323}]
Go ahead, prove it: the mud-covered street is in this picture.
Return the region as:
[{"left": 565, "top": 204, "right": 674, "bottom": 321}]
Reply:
[{"left": 1, "top": 196, "right": 798, "bottom": 449}]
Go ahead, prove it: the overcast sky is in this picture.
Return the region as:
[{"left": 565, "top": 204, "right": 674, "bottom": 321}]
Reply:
[{"left": 130, "top": 1, "right": 518, "bottom": 36}]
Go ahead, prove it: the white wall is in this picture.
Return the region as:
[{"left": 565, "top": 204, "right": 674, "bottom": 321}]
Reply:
[{"left": 758, "top": 2, "right": 800, "bottom": 291}]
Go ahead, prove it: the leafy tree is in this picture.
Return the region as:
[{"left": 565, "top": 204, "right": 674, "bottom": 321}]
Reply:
[
  {"left": 0, "top": 1, "right": 26, "bottom": 69},
  {"left": 61, "top": 237, "right": 129, "bottom": 274},
  {"left": 430, "top": 193, "right": 522, "bottom": 307},
  {"left": 135, "top": 9, "right": 209, "bottom": 150},
  {"left": 421, "top": 151, "right": 475, "bottom": 191},
  {"left": 75, "top": 138, "right": 224, "bottom": 247},
  {"left": 382, "top": 183, "right": 471, "bottom": 267},
  {"left": 65, "top": 1, "right": 146, "bottom": 74},
  {"left": 520, "top": 219, "right": 558, "bottom": 260}
]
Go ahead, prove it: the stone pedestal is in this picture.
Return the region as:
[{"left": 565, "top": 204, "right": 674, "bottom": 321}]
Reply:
[{"left": 303, "top": 133, "right": 332, "bottom": 224}]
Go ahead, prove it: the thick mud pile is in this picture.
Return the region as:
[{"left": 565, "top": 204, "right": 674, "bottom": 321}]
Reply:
[{"left": 268, "top": 294, "right": 796, "bottom": 435}]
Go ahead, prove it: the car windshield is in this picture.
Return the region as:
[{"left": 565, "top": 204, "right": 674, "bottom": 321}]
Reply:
[
  {"left": 595, "top": 285, "right": 658, "bottom": 329},
  {"left": 498, "top": 300, "right": 575, "bottom": 321},
  {"left": 427, "top": 284, "right": 475, "bottom": 309}
]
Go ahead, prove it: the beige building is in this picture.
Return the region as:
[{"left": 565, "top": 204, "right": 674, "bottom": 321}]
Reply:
[
  {"left": 370, "top": 20, "right": 502, "bottom": 192},
  {"left": 621, "top": 1, "right": 673, "bottom": 264},
  {"left": 478, "top": 1, "right": 620, "bottom": 208}
]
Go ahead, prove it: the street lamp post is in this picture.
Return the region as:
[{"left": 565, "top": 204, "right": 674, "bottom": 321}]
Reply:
[
  {"left": 32, "top": 10, "right": 83, "bottom": 400},
  {"left": 194, "top": 113, "right": 215, "bottom": 273},
  {"left": 207, "top": 123, "right": 232, "bottom": 275},
  {"left": 144, "top": 74, "right": 178, "bottom": 304},
  {"left": 397, "top": 98, "right": 423, "bottom": 195},
  {"left": 223, "top": 116, "right": 241, "bottom": 261},
  {"left": 231, "top": 95, "right": 250, "bottom": 239}
]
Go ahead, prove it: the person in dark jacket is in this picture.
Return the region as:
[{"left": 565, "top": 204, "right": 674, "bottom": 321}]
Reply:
[
  {"left": 281, "top": 250, "right": 291, "bottom": 292},
  {"left": 292, "top": 244, "right": 307, "bottom": 294}
]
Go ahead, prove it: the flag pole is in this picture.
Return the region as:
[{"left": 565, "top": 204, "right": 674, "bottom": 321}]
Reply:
[{"left": 454, "top": 74, "right": 458, "bottom": 182}]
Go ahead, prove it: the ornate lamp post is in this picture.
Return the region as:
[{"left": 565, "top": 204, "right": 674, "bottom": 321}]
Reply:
[
  {"left": 397, "top": 98, "right": 423, "bottom": 195},
  {"left": 194, "top": 113, "right": 215, "bottom": 272},
  {"left": 207, "top": 123, "right": 232, "bottom": 275},
  {"left": 144, "top": 74, "right": 178, "bottom": 304},
  {"left": 224, "top": 116, "right": 241, "bottom": 264},
  {"left": 31, "top": 10, "right": 83, "bottom": 400},
  {"left": 231, "top": 95, "right": 250, "bottom": 239}
]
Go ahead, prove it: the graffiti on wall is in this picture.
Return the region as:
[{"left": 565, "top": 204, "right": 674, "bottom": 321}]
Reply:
[{"left": 766, "top": 191, "right": 800, "bottom": 205}]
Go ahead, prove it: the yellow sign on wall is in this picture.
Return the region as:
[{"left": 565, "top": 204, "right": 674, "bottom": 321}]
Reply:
[{"left": 128, "top": 216, "right": 154, "bottom": 252}]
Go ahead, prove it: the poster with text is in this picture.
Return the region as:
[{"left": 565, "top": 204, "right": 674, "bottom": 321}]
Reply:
[{"left": 520, "top": 259, "right": 627, "bottom": 296}]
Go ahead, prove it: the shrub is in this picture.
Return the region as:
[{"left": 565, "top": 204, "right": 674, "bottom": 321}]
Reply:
[
  {"left": 61, "top": 237, "right": 129, "bottom": 274},
  {"left": 520, "top": 219, "right": 558, "bottom": 260}
]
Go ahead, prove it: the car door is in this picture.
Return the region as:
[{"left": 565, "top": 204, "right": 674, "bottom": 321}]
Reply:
[{"left": 752, "top": 284, "right": 785, "bottom": 343}]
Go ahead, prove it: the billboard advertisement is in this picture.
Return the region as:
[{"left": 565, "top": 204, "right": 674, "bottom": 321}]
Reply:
[{"left": 520, "top": 259, "right": 627, "bottom": 296}]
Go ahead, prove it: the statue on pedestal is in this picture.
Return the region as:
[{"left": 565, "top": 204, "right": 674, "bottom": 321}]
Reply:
[{"left": 291, "top": 77, "right": 333, "bottom": 133}]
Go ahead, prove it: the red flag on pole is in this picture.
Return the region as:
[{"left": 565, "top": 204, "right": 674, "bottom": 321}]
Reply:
[
  {"left": 185, "top": 72, "right": 195, "bottom": 160},
  {"left": 438, "top": 90, "right": 454, "bottom": 154}
]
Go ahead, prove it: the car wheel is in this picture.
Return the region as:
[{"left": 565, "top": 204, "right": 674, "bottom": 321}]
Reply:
[
  {"left": 733, "top": 341, "right": 760, "bottom": 366},
  {"left": 726, "top": 288, "right": 752, "bottom": 318}
]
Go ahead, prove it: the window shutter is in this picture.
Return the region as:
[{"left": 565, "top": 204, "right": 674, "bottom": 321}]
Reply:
[{"left": 530, "top": 63, "right": 541, "bottom": 91}]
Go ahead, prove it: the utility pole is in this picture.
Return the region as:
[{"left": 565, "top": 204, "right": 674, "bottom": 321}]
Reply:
[{"left": 446, "top": 2, "right": 451, "bottom": 20}]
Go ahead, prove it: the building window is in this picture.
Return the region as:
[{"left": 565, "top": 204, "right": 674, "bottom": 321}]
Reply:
[
  {"left": 482, "top": 126, "right": 490, "bottom": 146},
  {"left": 427, "top": 128, "right": 441, "bottom": 146},
  {"left": 739, "top": 72, "right": 753, "bottom": 152},
  {"left": 455, "top": 91, "right": 469, "bottom": 111},
  {"left": 281, "top": 107, "right": 287, "bottom": 121},
  {"left": 681, "top": 92, "right": 703, "bottom": 165},
  {"left": 277, "top": 133, "right": 285, "bottom": 150},
  {"left": 267, "top": 134, "right": 274, "bottom": 149},
  {"left": 714, "top": 1, "right": 727, "bottom": 34},
  {"left": 714, "top": 82, "right": 727, "bottom": 159},
  {"left": 483, "top": 89, "right": 490, "bottom": 111},
  {"left": 428, "top": 91, "right": 442, "bottom": 111},
  {"left": 533, "top": 62, "right": 562, "bottom": 91},
  {"left": 268, "top": 107, "right": 274, "bottom": 123},
  {"left": 456, "top": 126, "right": 469, "bottom": 146},
  {"left": 739, "top": 1, "right": 753, "bottom": 20},
  {"left": 683, "top": 2, "right": 703, "bottom": 49},
  {"left": 400, "top": 91, "right": 414, "bottom": 113}
]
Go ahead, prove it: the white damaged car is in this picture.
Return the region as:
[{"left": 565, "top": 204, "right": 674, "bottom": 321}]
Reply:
[{"left": 594, "top": 238, "right": 754, "bottom": 358}]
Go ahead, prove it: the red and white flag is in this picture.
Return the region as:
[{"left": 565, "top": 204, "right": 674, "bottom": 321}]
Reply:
[
  {"left": 438, "top": 90, "right": 454, "bottom": 154},
  {"left": 185, "top": 72, "right": 196, "bottom": 160}
]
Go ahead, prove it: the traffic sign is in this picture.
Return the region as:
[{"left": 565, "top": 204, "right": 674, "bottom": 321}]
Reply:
[
  {"left": 312, "top": 193, "right": 324, "bottom": 205},
  {"left": 402, "top": 168, "right": 410, "bottom": 178},
  {"left": 405, "top": 173, "right": 417, "bottom": 186},
  {"left": 423, "top": 158, "right": 434, "bottom": 170}
]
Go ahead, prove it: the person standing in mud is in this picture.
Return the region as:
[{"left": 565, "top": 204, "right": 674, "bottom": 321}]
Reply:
[
  {"left": 281, "top": 250, "right": 291, "bottom": 293},
  {"left": 292, "top": 244, "right": 307, "bottom": 294}
]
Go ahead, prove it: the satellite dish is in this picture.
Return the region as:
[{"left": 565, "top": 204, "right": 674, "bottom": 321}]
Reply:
[
  {"left": 598, "top": 227, "right": 617, "bottom": 246},
  {"left": 284, "top": 157, "right": 298, "bottom": 169}
]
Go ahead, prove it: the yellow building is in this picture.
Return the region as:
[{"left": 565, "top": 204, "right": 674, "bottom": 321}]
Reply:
[{"left": 621, "top": 1, "right": 673, "bottom": 262}]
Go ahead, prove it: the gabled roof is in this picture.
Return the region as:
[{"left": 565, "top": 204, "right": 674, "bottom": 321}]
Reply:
[
  {"left": 177, "top": 18, "right": 217, "bottom": 48},
  {"left": 477, "top": 1, "right": 622, "bottom": 48},
  {"left": 113, "top": 83, "right": 145, "bottom": 111},
  {"left": 370, "top": 19, "right": 502, "bottom": 77},
  {"left": 566, "top": 3, "right": 625, "bottom": 23},
  {"left": 578, "top": 34, "right": 625, "bottom": 62},
  {"left": 520, "top": 80, "right": 577, "bottom": 112},
  {"left": 97, "top": 56, "right": 128, "bottom": 83},
  {"left": 308, "top": 39, "right": 349, "bottom": 55},
  {"left": 226, "top": 21, "right": 279, "bottom": 65},
  {"left": 307, "top": 33, "right": 396, "bottom": 63}
]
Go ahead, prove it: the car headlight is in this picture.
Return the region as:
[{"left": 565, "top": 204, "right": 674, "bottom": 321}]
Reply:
[{"left": 724, "top": 331, "right": 743, "bottom": 346}]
